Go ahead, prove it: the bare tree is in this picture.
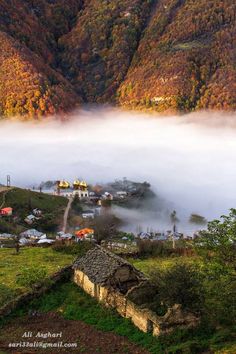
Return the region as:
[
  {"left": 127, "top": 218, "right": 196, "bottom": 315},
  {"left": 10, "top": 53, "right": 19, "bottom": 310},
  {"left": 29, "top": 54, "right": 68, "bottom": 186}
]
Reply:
[
  {"left": 92, "top": 214, "right": 120, "bottom": 245},
  {"left": 14, "top": 235, "right": 20, "bottom": 254}
]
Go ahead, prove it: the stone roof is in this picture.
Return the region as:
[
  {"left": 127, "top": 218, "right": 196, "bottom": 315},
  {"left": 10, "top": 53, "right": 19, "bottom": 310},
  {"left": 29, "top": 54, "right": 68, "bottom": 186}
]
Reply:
[{"left": 73, "top": 246, "right": 146, "bottom": 285}]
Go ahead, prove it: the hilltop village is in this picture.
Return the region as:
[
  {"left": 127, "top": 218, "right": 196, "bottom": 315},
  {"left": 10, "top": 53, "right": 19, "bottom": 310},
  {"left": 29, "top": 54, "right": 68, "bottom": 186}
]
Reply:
[{"left": 0, "top": 178, "right": 206, "bottom": 250}]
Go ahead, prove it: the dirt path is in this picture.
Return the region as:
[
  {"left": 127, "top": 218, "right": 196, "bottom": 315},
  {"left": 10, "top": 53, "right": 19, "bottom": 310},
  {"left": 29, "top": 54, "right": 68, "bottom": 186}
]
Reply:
[
  {"left": 0, "top": 188, "right": 12, "bottom": 209},
  {"left": 0, "top": 187, "right": 10, "bottom": 193},
  {"left": 0, "top": 312, "right": 149, "bottom": 354},
  {"left": 62, "top": 195, "right": 74, "bottom": 233}
]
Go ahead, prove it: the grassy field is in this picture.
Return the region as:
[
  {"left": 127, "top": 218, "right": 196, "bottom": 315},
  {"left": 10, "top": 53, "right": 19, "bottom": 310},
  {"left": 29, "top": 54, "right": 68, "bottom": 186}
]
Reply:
[
  {"left": 130, "top": 256, "right": 201, "bottom": 275},
  {"left": 0, "top": 248, "right": 235, "bottom": 353},
  {"left": 3, "top": 281, "right": 234, "bottom": 354},
  {"left": 0, "top": 247, "right": 75, "bottom": 307}
]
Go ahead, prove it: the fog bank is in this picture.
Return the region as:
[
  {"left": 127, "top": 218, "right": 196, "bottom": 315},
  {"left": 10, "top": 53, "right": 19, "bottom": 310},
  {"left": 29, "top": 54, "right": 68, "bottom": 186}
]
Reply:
[{"left": 0, "top": 108, "right": 236, "bottom": 229}]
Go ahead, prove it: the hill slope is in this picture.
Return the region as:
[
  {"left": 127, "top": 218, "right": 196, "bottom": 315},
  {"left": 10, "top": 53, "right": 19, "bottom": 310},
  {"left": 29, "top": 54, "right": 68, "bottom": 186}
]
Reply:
[
  {"left": 0, "top": 0, "right": 235, "bottom": 118},
  {"left": 119, "top": 0, "right": 236, "bottom": 112},
  {"left": 0, "top": 0, "right": 82, "bottom": 117},
  {"left": 0, "top": 187, "right": 67, "bottom": 234}
]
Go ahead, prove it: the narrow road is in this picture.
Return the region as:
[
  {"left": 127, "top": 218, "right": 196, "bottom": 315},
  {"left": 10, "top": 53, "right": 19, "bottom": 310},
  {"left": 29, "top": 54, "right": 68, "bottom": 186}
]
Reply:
[{"left": 62, "top": 195, "right": 74, "bottom": 233}]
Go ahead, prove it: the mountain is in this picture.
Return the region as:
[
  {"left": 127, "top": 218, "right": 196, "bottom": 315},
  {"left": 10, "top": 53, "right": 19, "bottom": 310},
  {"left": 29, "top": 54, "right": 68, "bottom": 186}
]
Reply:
[{"left": 0, "top": 0, "right": 235, "bottom": 118}]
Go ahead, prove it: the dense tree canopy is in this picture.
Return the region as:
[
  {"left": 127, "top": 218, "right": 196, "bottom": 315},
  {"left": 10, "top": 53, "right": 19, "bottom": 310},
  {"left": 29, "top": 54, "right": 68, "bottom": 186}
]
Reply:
[{"left": 0, "top": 0, "right": 235, "bottom": 118}]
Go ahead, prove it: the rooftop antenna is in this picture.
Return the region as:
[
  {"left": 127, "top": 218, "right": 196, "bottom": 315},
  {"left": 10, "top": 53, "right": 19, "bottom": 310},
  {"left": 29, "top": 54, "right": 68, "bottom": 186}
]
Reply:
[{"left": 7, "top": 175, "right": 11, "bottom": 188}]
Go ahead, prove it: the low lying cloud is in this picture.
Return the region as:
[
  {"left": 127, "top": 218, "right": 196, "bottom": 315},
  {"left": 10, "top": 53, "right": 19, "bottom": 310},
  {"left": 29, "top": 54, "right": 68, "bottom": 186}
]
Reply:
[{"left": 0, "top": 108, "right": 236, "bottom": 232}]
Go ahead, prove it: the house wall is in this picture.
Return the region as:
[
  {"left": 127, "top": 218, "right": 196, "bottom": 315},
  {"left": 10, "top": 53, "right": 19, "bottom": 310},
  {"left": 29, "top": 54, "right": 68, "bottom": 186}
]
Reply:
[
  {"left": 73, "top": 190, "right": 89, "bottom": 199},
  {"left": 73, "top": 269, "right": 198, "bottom": 336},
  {"left": 74, "top": 270, "right": 95, "bottom": 297}
]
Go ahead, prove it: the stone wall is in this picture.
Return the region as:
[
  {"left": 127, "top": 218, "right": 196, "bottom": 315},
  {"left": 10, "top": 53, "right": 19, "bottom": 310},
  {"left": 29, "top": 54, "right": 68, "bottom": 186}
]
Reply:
[{"left": 73, "top": 269, "right": 199, "bottom": 336}]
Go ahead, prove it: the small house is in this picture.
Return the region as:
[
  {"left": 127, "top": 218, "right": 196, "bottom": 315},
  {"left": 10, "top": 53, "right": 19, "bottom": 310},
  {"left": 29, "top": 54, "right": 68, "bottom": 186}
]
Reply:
[
  {"left": 116, "top": 191, "right": 128, "bottom": 198},
  {"left": 75, "top": 228, "right": 94, "bottom": 241},
  {"left": 89, "top": 192, "right": 101, "bottom": 201},
  {"left": 82, "top": 210, "right": 95, "bottom": 219},
  {"left": 0, "top": 233, "right": 14, "bottom": 240},
  {"left": 0, "top": 207, "right": 13, "bottom": 216},
  {"left": 138, "top": 232, "right": 151, "bottom": 240},
  {"left": 33, "top": 208, "right": 42, "bottom": 217},
  {"left": 37, "top": 238, "right": 54, "bottom": 245},
  {"left": 20, "top": 229, "right": 46, "bottom": 240},
  {"left": 19, "top": 237, "right": 31, "bottom": 245},
  {"left": 24, "top": 214, "right": 37, "bottom": 225},
  {"left": 56, "top": 231, "right": 73, "bottom": 241},
  {"left": 73, "top": 247, "right": 199, "bottom": 336},
  {"left": 73, "top": 246, "right": 146, "bottom": 294},
  {"left": 102, "top": 192, "right": 113, "bottom": 200}
]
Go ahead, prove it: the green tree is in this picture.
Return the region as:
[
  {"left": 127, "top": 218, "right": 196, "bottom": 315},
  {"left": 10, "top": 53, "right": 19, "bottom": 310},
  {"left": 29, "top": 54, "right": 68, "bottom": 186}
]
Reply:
[
  {"left": 150, "top": 263, "right": 204, "bottom": 314},
  {"left": 170, "top": 210, "right": 179, "bottom": 224},
  {"left": 189, "top": 214, "right": 207, "bottom": 225},
  {"left": 194, "top": 209, "right": 236, "bottom": 268},
  {"left": 92, "top": 214, "right": 120, "bottom": 245},
  {"left": 194, "top": 209, "right": 236, "bottom": 327}
]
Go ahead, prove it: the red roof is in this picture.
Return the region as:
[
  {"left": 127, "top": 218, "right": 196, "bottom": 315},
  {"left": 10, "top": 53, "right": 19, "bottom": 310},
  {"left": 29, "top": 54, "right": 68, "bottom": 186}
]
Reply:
[
  {"left": 0, "top": 207, "right": 13, "bottom": 215},
  {"left": 75, "top": 228, "right": 94, "bottom": 238}
]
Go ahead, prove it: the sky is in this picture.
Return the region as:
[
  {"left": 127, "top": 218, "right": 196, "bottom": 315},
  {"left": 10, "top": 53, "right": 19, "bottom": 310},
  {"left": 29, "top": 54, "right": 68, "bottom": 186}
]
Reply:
[{"left": 0, "top": 107, "right": 236, "bottom": 231}]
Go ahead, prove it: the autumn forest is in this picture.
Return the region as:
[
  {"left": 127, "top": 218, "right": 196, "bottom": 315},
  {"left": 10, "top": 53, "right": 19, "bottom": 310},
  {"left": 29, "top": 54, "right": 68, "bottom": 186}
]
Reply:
[{"left": 0, "top": 0, "right": 235, "bottom": 118}]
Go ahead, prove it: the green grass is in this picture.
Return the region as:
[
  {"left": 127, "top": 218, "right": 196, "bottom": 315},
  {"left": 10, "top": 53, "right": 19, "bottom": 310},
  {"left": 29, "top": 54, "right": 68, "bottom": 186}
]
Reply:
[
  {"left": 10, "top": 282, "right": 235, "bottom": 354},
  {"left": 4, "top": 187, "right": 67, "bottom": 216},
  {"left": 129, "top": 256, "right": 201, "bottom": 276},
  {"left": 0, "top": 250, "right": 235, "bottom": 353},
  {"left": 0, "top": 187, "right": 68, "bottom": 234},
  {"left": 0, "top": 247, "right": 74, "bottom": 306}
]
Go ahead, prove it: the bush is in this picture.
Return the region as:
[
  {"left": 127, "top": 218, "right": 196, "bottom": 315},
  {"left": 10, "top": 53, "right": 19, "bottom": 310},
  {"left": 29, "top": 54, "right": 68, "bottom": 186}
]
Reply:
[
  {"left": 202, "top": 266, "right": 236, "bottom": 327},
  {"left": 52, "top": 241, "right": 93, "bottom": 256},
  {"left": 189, "top": 214, "right": 207, "bottom": 225},
  {"left": 71, "top": 195, "right": 83, "bottom": 213},
  {"left": 150, "top": 263, "right": 205, "bottom": 314},
  {"left": 194, "top": 209, "right": 236, "bottom": 266},
  {"left": 137, "top": 240, "right": 171, "bottom": 257}
]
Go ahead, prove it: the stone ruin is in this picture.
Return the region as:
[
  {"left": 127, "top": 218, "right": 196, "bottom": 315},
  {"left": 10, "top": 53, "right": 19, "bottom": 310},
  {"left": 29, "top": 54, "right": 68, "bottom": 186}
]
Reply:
[{"left": 73, "top": 246, "right": 199, "bottom": 336}]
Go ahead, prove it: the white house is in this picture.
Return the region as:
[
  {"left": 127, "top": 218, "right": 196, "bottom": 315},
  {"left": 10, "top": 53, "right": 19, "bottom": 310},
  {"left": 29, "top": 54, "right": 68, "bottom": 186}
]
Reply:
[
  {"left": 102, "top": 192, "right": 114, "bottom": 200},
  {"left": 20, "top": 229, "right": 46, "bottom": 240},
  {"left": 116, "top": 191, "right": 128, "bottom": 198},
  {"left": 82, "top": 210, "right": 95, "bottom": 219},
  {"left": 33, "top": 208, "right": 42, "bottom": 217},
  {"left": 24, "top": 214, "right": 37, "bottom": 225},
  {"left": 37, "top": 238, "right": 55, "bottom": 244}
]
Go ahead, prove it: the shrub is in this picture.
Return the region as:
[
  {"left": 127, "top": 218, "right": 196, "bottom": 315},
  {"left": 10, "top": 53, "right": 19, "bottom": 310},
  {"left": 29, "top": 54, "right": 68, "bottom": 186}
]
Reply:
[
  {"left": 71, "top": 194, "right": 83, "bottom": 213},
  {"left": 52, "top": 241, "right": 93, "bottom": 256},
  {"left": 189, "top": 214, "right": 207, "bottom": 225},
  {"left": 137, "top": 240, "right": 171, "bottom": 258},
  {"left": 150, "top": 263, "right": 205, "bottom": 314},
  {"left": 202, "top": 265, "right": 236, "bottom": 327},
  {"left": 194, "top": 208, "right": 236, "bottom": 267}
]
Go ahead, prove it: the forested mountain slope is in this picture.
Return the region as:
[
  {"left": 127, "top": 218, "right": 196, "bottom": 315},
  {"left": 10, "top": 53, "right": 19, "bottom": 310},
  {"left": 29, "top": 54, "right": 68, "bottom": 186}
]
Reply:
[
  {"left": 0, "top": 0, "right": 235, "bottom": 118},
  {"left": 0, "top": 0, "right": 82, "bottom": 117},
  {"left": 119, "top": 0, "right": 236, "bottom": 112}
]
